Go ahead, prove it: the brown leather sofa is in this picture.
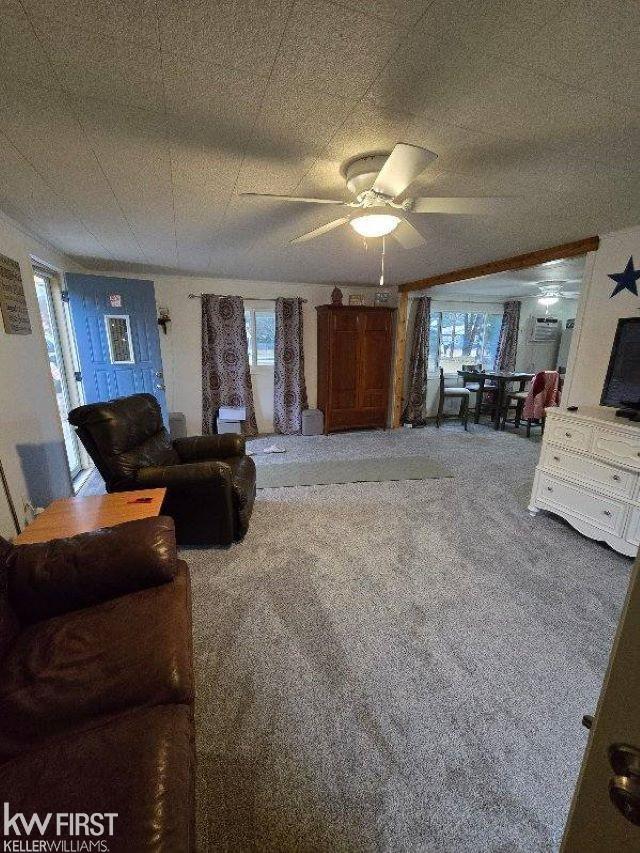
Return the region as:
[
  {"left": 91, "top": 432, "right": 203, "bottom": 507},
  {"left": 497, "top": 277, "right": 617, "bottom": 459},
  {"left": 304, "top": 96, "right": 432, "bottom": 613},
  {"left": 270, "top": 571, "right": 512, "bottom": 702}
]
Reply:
[
  {"left": 69, "top": 393, "right": 257, "bottom": 548},
  {"left": 0, "top": 516, "right": 195, "bottom": 852}
]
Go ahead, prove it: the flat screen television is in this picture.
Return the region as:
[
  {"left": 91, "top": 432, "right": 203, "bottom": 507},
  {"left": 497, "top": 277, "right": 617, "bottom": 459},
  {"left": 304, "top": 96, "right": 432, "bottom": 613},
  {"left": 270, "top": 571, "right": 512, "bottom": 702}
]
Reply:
[{"left": 600, "top": 317, "right": 640, "bottom": 412}]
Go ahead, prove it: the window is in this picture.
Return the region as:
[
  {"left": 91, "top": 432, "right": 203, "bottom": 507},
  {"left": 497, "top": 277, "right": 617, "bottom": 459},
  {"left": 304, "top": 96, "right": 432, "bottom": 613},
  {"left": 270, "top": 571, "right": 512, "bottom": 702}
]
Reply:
[
  {"left": 428, "top": 311, "right": 502, "bottom": 373},
  {"left": 244, "top": 307, "right": 275, "bottom": 367},
  {"left": 105, "top": 314, "right": 134, "bottom": 364}
]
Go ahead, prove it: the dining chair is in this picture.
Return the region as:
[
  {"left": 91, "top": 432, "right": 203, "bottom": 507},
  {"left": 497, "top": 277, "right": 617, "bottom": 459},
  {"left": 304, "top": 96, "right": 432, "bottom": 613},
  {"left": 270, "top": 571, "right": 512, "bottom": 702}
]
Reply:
[
  {"left": 436, "top": 368, "right": 470, "bottom": 430},
  {"left": 502, "top": 370, "right": 560, "bottom": 436},
  {"left": 461, "top": 364, "right": 498, "bottom": 424}
]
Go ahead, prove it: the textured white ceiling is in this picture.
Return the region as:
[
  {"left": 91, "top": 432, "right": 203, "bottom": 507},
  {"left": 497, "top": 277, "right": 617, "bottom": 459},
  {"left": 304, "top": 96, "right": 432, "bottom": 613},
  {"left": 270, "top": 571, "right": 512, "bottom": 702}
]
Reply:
[
  {"left": 0, "top": 0, "right": 637, "bottom": 285},
  {"left": 426, "top": 255, "right": 586, "bottom": 299}
]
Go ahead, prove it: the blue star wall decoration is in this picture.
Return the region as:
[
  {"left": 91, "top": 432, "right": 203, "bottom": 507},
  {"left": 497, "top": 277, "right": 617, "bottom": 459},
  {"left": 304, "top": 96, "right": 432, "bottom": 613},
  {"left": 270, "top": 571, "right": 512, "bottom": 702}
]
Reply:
[{"left": 608, "top": 256, "right": 640, "bottom": 298}]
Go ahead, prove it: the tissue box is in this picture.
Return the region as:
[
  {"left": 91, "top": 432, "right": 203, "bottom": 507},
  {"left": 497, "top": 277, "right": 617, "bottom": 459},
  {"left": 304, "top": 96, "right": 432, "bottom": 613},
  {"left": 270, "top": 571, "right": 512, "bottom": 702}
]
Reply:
[{"left": 218, "top": 406, "right": 246, "bottom": 421}]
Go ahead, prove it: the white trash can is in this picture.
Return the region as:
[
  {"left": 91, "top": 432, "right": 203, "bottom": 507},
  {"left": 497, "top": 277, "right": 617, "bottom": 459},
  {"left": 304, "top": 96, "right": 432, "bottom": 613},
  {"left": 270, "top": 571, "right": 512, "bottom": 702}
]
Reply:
[
  {"left": 169, "top": 411, "right": 187, "bottom": 440},
  {"left": 302, "top": 409, "right": 323, "bottom": 436}
]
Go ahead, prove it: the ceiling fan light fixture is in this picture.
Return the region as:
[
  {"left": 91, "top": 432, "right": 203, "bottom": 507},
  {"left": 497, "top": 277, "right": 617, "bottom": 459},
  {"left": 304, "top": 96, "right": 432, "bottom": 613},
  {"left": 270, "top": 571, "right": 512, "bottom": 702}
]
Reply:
[
  {"left": 350, "top": 213, "right": 400, "bottom": 238},
  {"left": 538, "top": 295, "right": 559, "bottom": 306}
]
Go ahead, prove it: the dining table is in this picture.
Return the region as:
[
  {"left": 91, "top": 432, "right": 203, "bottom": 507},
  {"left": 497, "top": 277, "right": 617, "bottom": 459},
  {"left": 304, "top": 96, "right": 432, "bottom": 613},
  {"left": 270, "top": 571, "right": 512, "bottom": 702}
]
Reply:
[{"left": 457, "top": 369, "right": 534, "bottom": 429}]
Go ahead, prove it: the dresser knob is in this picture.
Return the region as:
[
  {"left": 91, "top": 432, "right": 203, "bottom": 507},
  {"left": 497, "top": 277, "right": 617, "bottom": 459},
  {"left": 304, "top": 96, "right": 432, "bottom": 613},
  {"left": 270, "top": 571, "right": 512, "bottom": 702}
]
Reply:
[
  {"left": 613, "top": 475, "right": 621, "bottom": 481},
  {"left": 604, "top": 510, "right": 612, "bottom": 517}
]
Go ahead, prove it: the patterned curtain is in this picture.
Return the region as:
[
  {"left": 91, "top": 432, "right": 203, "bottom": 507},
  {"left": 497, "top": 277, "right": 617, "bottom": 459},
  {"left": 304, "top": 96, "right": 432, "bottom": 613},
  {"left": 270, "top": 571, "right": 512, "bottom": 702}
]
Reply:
[
  {"left": 201, "top": 294, "right": 258, "bottom": 436},
  {"left": 402, "top": 296, "right": 431, "bottom": 424},
  {"left": 273, "top": 297, "right": 308, "bottom": 434},
  {"left": 496, "top": 300, "right": 520, "bottom": 371}
]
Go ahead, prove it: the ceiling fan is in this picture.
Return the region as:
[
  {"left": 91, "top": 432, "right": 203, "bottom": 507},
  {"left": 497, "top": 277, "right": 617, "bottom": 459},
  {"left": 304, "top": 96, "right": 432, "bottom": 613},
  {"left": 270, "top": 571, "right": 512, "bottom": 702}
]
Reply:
[
  {"left": 240, "top": 143, "right": 504, "bottom": 248},
  {"left": 536, "top": 282, "right": 581, "bottom": 306}
]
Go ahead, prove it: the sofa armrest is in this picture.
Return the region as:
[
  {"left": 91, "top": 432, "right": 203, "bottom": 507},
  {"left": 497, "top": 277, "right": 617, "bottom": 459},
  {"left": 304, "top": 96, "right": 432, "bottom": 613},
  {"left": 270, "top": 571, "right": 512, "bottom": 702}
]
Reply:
[
  {"left": 7, "top": 516, "right": 177, "bottom": 624},
  {"left": 173, "top": 434, "right": 246, "bottom": 462},
  {"left": 136, "top": 459, "right": 233, "bottom": 488}
]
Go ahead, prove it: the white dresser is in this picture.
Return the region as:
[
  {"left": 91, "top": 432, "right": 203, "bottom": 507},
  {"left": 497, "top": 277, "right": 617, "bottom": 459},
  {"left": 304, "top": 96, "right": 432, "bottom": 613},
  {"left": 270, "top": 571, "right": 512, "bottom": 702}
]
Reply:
[{"left": 529, "top": 406, "right": 640, "bottom": 557}]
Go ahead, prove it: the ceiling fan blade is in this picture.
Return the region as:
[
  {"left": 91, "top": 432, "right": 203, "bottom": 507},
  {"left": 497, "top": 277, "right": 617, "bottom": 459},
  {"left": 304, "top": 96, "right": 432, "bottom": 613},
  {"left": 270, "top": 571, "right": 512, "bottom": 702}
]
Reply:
[
  {"left": 289, "top": 217, "right": 350, "bottom": 245},
  {"left": 412, "top": 197, "right": 505, "bottom": 214},
  {"left": 372, "top": 144, "right": 438, "bottom": 199},
  {"left": 392, "top": 218, "right": 426, "bottom": 249},
  {"left": 240, "top": 192, "right": 347, "bottom": 205}
]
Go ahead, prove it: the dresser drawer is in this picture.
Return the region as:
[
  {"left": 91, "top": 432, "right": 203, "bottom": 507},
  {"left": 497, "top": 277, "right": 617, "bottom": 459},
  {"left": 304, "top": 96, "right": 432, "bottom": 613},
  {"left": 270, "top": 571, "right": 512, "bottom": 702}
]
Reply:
[
  {"left": 545, "top": 419, "right": 593, "bottom": 453},
  {"left": 537, "top": 473, "right": 627, "bottom": 535},
  {"left": 592, "top": 429, "right": 640, "bottom": 471},
  {"left": 627, "top": 507, "right": 640, "bottom": 547},
  {"left": 541, "top": 446, "right": 637, "bottom": 499}
]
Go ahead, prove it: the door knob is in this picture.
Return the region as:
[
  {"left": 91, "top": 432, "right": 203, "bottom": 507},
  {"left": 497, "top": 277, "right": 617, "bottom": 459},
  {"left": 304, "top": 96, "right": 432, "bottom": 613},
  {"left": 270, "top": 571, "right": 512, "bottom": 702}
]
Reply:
[{"left": 609, "top": 743, "right": 640, "bottom": 825}]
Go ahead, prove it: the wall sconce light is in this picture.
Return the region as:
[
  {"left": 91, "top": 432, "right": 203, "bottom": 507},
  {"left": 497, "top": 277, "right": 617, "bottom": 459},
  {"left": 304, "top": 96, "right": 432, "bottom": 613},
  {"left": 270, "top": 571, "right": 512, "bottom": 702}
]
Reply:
[{"left": 157, "top": 307, "right": 171, "bottom": 334}]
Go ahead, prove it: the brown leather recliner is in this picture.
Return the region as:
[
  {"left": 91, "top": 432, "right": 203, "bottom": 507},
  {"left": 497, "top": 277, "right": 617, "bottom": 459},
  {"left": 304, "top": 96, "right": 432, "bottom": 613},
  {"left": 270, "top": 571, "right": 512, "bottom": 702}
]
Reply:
[
  {"left": 69, "top": 393, "right": 256, "bottom": 548},
  {"left": 0, "top": 516, "right": 195, "bottom": 852}
]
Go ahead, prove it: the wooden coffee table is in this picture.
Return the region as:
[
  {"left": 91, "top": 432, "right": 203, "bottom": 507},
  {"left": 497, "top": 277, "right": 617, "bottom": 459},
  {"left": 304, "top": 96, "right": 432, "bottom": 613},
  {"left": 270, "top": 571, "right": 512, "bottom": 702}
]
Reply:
[{"left": 14, "top": 489, "right": 167, "bottom": 545}]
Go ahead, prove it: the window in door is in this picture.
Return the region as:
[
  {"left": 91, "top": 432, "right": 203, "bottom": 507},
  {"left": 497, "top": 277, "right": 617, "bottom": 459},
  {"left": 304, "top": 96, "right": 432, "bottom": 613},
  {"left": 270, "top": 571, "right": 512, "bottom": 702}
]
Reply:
[
  {"left": 34, "top": 271, "right": 83, "bottom": 479},
  {"left": 105, "top": 314, "right": 135, "bottom": 364},
  {"left": 428, "top": 311, "right": 502, "bottom": 373},
  {"left": 244, "top": 307, "right": 275, "bottom": 368}
]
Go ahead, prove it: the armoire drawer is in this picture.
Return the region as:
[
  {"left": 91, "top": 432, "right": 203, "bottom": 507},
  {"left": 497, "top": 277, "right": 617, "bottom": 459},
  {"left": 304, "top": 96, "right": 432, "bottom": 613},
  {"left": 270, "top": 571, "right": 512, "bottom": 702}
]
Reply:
[
  {"left": 536, "top": 473, "right": 627, "bottom": 535},
  {"left": 541, "top": 446, "right": 637, "bottom": 499},
  {"left": 592, "top": 429, "right": 640, "bottom": 471},
  {"left": 545, "top": 420, "right": 593, "bottom": 453}
]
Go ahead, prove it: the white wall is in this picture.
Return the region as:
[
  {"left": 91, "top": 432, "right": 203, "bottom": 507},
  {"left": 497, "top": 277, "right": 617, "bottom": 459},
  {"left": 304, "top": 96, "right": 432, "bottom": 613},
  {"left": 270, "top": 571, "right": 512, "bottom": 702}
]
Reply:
[
  {"left": 515, "top": 296, "right": 578, "bottom": 375},
  {"left": 564, "top": 226, "right": 640, "bottom": 408},
  {"left": 0, "top": 212, "right": 75, "bottom": 537},
  {"left": 151, "top": 276, "right": 396, "bottom": 435}
]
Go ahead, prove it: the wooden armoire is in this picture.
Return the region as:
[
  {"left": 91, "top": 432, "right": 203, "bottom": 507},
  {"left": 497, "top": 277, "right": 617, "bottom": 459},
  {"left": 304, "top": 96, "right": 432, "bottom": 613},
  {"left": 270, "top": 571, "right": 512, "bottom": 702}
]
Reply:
[{"left": 316, "top": 305, "right": 395, "bottom": 433}]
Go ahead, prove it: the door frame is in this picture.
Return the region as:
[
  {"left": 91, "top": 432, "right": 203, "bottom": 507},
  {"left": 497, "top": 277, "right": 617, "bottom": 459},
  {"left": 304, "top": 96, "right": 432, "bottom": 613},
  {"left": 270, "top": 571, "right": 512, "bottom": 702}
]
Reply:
[{"left": 31, "top": 259, "right": 91, "bottom": 485}]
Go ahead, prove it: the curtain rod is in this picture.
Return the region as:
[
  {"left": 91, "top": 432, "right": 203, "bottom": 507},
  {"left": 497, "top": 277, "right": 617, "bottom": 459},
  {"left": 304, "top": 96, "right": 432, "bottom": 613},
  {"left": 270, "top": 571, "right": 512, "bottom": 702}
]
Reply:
[{"left": 188, "top": 293, "right": 307, "bottom": 303}]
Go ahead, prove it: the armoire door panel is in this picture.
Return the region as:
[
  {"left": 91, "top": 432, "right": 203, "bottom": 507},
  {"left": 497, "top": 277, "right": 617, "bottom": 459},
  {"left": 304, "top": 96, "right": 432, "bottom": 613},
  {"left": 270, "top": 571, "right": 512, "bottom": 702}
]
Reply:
[
  {"left": 359, "top": 332, "right": 391, "bottom": 408},
  {"left": 360, "top": 310, "right": 390, "bottom": 333},
  {"left": 332, "top": 311, "right": 359, "bottom": 333},
  {"left": 331, "top": 324, "right": 358, "bottom": 411},
  {"left": 358, "top": 311, "right": 392, "bottom": 410}
]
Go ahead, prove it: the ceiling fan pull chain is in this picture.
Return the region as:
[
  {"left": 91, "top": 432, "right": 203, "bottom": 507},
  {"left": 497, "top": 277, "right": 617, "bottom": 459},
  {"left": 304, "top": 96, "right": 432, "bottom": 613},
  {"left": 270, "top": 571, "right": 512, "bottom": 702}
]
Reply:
[{"left": 380, "top": 236, "right": 386, "bottom": 287}]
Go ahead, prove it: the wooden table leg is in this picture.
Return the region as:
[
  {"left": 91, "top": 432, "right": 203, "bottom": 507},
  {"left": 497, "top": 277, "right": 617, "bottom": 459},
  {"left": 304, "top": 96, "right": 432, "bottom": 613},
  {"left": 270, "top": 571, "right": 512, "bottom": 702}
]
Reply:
[
  {"left": 474, "top": 377, "right": 484, "bottom": 424},
  {"left": 494, "top": 379, "right": 504, "bottom": 430}
]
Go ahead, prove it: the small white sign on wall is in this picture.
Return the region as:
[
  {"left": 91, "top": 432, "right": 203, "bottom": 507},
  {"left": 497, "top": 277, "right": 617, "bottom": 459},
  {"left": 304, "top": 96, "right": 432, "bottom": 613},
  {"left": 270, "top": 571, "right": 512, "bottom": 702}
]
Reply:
[
  {"left": 0, "top": 252, "right": 31, "bottom": 334},
  {"left": 108, "top": 293, "right": 122, "bottom": 308}
]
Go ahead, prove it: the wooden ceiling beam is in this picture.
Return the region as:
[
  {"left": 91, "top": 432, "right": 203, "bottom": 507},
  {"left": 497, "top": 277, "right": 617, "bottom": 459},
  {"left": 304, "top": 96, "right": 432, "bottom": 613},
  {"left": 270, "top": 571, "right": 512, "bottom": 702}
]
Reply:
[{"left": 398, "top": 236, "right": 600, "bottom": 294}]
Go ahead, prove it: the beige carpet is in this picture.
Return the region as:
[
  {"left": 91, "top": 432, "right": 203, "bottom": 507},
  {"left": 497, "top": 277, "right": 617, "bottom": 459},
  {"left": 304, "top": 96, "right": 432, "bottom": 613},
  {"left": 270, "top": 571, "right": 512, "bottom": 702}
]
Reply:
[{"left": 183, "top": 424, "right": 632, "bottom": 852}]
